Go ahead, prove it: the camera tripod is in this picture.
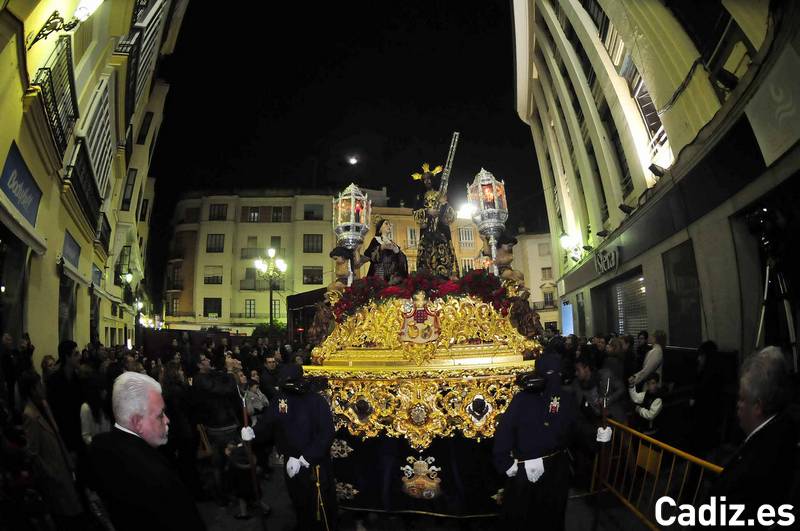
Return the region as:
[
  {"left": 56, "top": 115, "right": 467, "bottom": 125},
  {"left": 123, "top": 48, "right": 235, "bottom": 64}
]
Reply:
[{"left": 755, "top": 259, "right": 797, "bottom": 372}]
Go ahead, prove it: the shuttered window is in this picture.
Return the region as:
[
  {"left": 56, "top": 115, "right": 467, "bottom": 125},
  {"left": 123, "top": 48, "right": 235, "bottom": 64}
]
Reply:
[{"left": 613, "top": 275, "right": 648, "bottom": 336}]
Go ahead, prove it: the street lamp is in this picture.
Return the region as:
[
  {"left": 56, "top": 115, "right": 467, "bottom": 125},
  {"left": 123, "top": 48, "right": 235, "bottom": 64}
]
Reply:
[
  {"left": 28, "top": 0, "right": 104, "bottom": 49},
  {"left": 255, "top": 248, "right": 287, "bottom": 330}
]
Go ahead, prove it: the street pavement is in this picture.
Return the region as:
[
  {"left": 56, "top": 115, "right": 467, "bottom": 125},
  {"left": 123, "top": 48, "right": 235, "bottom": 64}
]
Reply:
[{"left": 198, "top": 464, "right": 647, "bottom": 531}]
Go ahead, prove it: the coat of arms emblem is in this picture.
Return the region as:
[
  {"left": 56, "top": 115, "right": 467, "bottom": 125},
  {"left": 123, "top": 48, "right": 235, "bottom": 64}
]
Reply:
[
  {"left": 399, "top": 290, "right": 441, "bottom": 344},
  {"left": 401, "top": 455, "right": 442, "bottom": 499}
]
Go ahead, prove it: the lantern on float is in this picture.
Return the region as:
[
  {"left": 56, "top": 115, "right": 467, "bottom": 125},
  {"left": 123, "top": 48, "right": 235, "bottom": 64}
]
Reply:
[
  {"left": 467, "top": 168, "right": 508, "bottom": 276},
  {"left": 333, "top": 183, "right": 372, "bottom": 250}
]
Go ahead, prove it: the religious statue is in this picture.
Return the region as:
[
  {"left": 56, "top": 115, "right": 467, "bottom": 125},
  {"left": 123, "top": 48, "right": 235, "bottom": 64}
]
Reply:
[
  {"left": 328, "top": 246, "right": 359, "bottom": 296},
  {"left": 412, "top": 163, "right": 459, "bottom": 279},
  {"left": 492, "top": 233, "right": 525, "bottom": 284},
  {"left": 363, "top": 218, "right": 408, "bottom": 284}
]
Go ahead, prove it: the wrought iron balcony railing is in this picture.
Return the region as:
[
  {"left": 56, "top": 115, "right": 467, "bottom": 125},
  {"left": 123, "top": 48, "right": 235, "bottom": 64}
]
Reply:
[
  {"left": 230, "top": 313, "right": 269, "bottom": 319},
  {"left": 31, "top": 36, "right": 79, "bottom": 158},
  {"left": 165, "top": 311, "right": 195, "bottom": 318},
  {"left": 239, "top": 278, "right": 270, "bottom": 291},
  {"left": 65, "top": 140, "right": 102, "bottom": 228},
  {"left": 532, "top": 300, "right": 558, "bottom": 311},
  {"left": 165, "top": 279, "right": 183, "bottom": 291}
]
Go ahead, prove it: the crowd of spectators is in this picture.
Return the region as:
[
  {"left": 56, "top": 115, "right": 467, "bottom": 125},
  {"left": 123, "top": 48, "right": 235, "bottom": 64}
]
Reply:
[{"left": 0, "top": 331, "right": 309, "bottom": 529}]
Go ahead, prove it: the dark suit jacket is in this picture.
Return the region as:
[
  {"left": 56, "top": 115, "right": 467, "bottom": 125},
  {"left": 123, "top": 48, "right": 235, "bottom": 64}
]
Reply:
[
  {"left": 89, "top": 427, "right": 206, "bottom": 530},
  {"left": 710, "top": 414, "right": 798, "bottom": 512}
]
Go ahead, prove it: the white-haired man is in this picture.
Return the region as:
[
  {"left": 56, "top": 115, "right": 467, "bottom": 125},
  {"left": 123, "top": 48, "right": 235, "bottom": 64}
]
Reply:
[
  {"left": 89, "top": 372, "right": 206, "bottom": 530},
  {"left": 710, "top": 346, "right": 797, "bottom": 520}
]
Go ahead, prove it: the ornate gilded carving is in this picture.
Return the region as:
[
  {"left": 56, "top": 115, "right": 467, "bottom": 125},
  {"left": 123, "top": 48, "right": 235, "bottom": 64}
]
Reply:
[
  {"left": 308, "top": 291, "right": 541, "bottom": 449},
  {"left": 306, "top": 364, "right": 534, "bottom": 450},
  {"left": 311, "top": 295, "right": 539, "bottom": 366}
]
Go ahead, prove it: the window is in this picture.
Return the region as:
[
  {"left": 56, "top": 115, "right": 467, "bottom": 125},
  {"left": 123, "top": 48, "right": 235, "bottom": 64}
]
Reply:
[
  {"left": 206, "top": 234, "right": 224, "bottom": 253},
  {"left": 169, "top": 298, "right": 179, "bottom": 316},
  {"left": 304, "top": 204, "right": 323, "bottom": 220},
  {"left": 120, "top": 168, "right": 137, "bottom": 211},
  {"left": 72, "top": 15, "right": 94, "bottom": 64},
  {"left": 538, "top": 242, "right": 551, "bottom": 256},
  {"left": 272, "top": 206, "right": 290, "bottom": 222},
  {"left": 461, "top": 258, "right": 475, "bottom": 272},
  {"left": 148, "top": 127, "right": 158, "bottom": 163},
  {"left": 245, "top": 207, "right": 260, "bottom": 223},
  {"left": 203, "top": 266, "right": 223, "bottom": 285},
  {"left": 184, "top": 208, "right": 199, "bottom": 223},
  {"left": 203, "top": 298, "right": 222, "bottom": 318},
  {"left": 247, "top": 236, "right": 258, "bottom": 248},
  {"left": 303, "top": 234, "right": 323, "bottom": 253},
  {"left": 139, "top": 199, "right": 149, "bottom": 222},
  {"left": 271, "top": 300, "right": 281, "bottom": 319},
  {"left": 544, "top": 291, "right": 555, "bottom": 307},
  {"left": 245, "top": 299, "right": 256, "bottom": 318},
  {"left": 245, "top": 267, "right": 256, "bottom": 280},
  {"left": 136, "top": 112, "right": 154, "bottom": 144},
  {"left": 209, "top": 204, "right": 227, "bottom": 221},
  {"left": 458, "top": 227, "right": 474, "bottom": 248},
  {"left": 270, "top": 236, "right": 281, "bottom": 249},
  {"left": 302, "top": 266, "right": 323, "bottom": 285},
  {"left": 407, "top": 227, "right": 417, "bottom": 248},
  {"left": 541, "top": 267, "right": 553, "bottom": 281}
]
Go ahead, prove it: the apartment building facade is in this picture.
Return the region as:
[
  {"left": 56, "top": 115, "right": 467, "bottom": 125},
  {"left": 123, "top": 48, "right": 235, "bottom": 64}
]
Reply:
[
  {"left": 0, "top": 0, "right": 187, "bottom": 360},
  {"left": 513, "top": 0, "right": 800, "bottom": 353}
]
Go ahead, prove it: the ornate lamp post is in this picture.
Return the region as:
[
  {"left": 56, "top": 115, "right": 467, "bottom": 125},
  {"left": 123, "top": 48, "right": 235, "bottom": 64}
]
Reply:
[
  {"left": 255, "top": 248, "right": 287, "bottom": 330},
  {"left": 467, "top": 168, "right": 508, "bottom": 276},
  {"left": 332, "top": 183, "right": 372, "bottom": 250}
]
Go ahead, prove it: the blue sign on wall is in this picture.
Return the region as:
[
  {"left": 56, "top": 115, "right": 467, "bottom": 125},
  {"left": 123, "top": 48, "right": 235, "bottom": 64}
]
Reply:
[
  {"left": 63, "top": 230, "right": 81, "bottom": 268},
  {"left": 0, "top": 142, "right": 43, "bottom": 226}
]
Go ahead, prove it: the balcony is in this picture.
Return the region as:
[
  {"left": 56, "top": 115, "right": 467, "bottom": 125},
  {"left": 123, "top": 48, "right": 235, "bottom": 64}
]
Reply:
[
  {"left": 230, "top": 313, "right": 269, "bottom": 319},
  {"left": 241, "top": 247, "right": 286, "bottom": 260},
  {"left": 114, "top": 31, "right": 141, "bottom": 127},
  {"left": 239, "top": 278, "right": 270, "bottom": 291},
  {"left": 532, "top": 301, "right": 557, "bottom": 311},
  {"left": 65, "top": 140, "right": 102, "bottom": 228},
  {"left": 165, "top": 279, "right": 183, "bottom": 291},
  {"left": 167, "top": 247, "right": 184, "bottom": 262},
  {"left": 31, "top": 36, "right": 78, "bottom": 158},
  {"left": 94, "top": 212, "right": 111, "bottom": 255},
  {"left": 165, "top": 311, "right": 195, "bottom": 318},
  {"left": 240, "top": 247, "right": 262, "bottom": 259}
]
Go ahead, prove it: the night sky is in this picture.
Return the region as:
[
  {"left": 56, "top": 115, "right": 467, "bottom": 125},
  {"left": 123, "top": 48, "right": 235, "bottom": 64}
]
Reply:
[{"left": 147, "top": 1, "right": 546, "bottom": 296}]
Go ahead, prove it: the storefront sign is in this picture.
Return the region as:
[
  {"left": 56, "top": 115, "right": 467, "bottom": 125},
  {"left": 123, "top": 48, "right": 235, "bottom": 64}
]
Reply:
[
  {"left": 594, "top": 247, "right": 619, "bottom": 275},
  {"left": 63, "top": 231, "right": 81, "bottom": 268},
  {"left": 0, "top": 143, "right": 42, "bottom": 226},
  {"left": 745, "top": 44, "right": 800, "bottom": 166}
]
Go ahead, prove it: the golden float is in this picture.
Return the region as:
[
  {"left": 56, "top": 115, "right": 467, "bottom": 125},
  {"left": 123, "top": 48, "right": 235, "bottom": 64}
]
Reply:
[{"left": 306, "top": 293, "right": 540, "bottom": 450}]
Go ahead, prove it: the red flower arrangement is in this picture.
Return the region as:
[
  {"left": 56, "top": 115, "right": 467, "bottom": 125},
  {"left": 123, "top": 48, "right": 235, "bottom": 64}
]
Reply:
[{"left": 332, "top": 269, "right": 511, "bottom": 321}]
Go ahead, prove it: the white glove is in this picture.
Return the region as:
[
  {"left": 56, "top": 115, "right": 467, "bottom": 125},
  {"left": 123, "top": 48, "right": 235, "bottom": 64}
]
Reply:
[
  {"left": 299, "top": 455, "right": 310, "bottom": 468},
  {"left": 240, "top": 427, "right": 255, "bottom": 442},
  {"left": 597, "top": 426, "right": 613, "bottom": 443},
  {"left": 523, "top": 458, "right": 544, "bottom": 483},
  {"left": 505, "top": 459, "right": 518, "bottom": 478},
  {"left": 286, "top": 457, "right": 301, "bottom": 478}
]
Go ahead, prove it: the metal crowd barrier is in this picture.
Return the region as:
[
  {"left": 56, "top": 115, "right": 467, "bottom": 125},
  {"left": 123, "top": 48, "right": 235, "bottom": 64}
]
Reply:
[{"left": 590, "top": 419, "right": 724, "bottom": 530}]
